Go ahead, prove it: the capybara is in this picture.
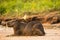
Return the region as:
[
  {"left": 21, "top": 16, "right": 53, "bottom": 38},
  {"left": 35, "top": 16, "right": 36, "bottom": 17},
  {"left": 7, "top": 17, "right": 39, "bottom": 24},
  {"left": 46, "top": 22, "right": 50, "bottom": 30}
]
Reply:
[
  {"left": 7, "top": 19, "right": 27, "bottom": 36},
  {"left": 23, "top": 21, "right": 45, "bottom": 36}
]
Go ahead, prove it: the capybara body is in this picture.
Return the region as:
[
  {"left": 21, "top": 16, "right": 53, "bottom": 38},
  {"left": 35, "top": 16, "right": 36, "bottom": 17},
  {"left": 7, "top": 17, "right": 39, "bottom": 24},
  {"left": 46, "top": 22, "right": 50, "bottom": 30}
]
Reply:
[
  {"left": 32, "top": 23, "right": 45, "bottom": 36},
  {"left": 23, "top": 21, "right": 45, "bottom": 36}
]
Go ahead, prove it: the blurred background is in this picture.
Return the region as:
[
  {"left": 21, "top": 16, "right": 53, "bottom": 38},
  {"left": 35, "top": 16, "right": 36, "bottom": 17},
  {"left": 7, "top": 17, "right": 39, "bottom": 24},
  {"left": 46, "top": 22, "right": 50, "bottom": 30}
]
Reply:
[{"left": 0, "top": 0, "right": 60, "bottom": 18}]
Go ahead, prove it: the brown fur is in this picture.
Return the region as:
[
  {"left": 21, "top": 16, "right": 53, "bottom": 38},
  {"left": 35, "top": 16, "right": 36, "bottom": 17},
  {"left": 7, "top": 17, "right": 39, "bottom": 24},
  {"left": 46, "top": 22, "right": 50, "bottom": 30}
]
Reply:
[
  {"left": 23, "top": 21, "right": 45, "bottom": 36},
  {"left": 6, "top": 19, "right": 27, "bottom": 36}
]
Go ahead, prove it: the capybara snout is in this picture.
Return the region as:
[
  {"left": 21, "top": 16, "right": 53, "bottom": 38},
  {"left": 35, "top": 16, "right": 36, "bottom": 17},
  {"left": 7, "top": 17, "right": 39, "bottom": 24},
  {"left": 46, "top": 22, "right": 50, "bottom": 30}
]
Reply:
[{"left": 7, "top": 20, "right": 17, "bottom": 27}]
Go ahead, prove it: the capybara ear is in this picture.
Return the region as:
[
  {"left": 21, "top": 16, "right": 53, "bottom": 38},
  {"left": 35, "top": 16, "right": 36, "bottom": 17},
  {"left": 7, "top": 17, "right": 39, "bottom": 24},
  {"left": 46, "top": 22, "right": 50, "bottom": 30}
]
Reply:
[{"left": 32, "top": 17, "right": 37, "bottom": 21}]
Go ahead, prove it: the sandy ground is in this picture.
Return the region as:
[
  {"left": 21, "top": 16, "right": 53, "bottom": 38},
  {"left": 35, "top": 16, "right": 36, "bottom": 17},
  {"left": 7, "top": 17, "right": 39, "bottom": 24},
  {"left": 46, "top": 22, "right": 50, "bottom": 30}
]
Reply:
[{"left": 0, "top": 25, "right": 60, "bottom": 40}]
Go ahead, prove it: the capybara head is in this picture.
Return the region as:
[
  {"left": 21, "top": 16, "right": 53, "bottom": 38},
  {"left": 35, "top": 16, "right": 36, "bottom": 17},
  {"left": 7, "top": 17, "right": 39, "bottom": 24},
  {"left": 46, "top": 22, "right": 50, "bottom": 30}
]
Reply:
[
  {"left": 32, "top": 17, "right": 37, "bottom": 21},
  {"left": 7, "top": 19, "right": 19, "bottom": 27},
  {"left": 7, "top": 19, "right": 26, "bottom": 27}
]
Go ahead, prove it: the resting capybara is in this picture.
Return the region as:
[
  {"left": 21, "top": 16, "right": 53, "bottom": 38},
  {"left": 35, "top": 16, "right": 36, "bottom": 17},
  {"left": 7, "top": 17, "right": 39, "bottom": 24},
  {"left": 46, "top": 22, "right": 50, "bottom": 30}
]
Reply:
[
  {"left": 23, "top": 21, "right": 45, "bottom": 36},
  {"left": 7, "top": 19, "right": 27, "bottom": 36}
]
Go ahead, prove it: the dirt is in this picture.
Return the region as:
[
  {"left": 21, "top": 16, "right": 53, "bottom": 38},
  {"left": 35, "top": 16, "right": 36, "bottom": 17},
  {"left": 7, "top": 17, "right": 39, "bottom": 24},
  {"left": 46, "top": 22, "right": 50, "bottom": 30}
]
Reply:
[{"left": 0, "top": 24, "right": 60, "bottom": 40}]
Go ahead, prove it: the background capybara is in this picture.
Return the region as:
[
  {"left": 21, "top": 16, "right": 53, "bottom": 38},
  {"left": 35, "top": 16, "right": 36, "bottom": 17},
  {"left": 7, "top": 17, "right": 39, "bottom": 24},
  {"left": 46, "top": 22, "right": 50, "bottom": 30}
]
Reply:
[
  {"left": 7, "top": 19, "right": 27, "bottom": 36},
  {"left": 23, "top": 21, "right": 45, "bottom": 36}
]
